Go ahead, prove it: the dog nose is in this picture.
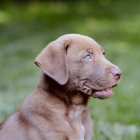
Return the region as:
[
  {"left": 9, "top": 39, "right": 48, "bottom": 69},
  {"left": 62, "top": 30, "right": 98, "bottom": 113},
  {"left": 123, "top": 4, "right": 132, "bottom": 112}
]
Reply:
[{"left": 111, "top": 67, "right": 121, "bottom": 80}]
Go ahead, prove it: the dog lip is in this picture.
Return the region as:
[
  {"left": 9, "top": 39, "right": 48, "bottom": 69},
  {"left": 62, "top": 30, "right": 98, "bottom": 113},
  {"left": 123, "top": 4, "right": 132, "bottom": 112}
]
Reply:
[
  {"left": 93, "top": 83, "right": 117, "bottom": 92},
  {"left": 91, "top": 85, "right": 117, "bottom": 99}
]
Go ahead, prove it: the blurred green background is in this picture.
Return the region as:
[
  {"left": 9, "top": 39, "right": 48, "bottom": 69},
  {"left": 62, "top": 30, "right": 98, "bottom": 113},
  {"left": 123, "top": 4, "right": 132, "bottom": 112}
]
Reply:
[{"left": 0, "top": 0, "right": 140, "bottom": 139}]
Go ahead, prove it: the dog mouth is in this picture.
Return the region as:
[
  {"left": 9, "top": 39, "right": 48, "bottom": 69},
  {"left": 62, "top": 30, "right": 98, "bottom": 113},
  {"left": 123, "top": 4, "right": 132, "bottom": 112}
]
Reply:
[{"left": 91, "top": 85, "right": 117, "bottom": 99}]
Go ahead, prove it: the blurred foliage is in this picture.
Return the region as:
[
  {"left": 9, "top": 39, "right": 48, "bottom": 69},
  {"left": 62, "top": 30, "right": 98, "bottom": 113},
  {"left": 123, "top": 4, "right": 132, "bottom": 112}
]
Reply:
[{"left": 0, "top": 0, "right": 140, "bottom": 140}]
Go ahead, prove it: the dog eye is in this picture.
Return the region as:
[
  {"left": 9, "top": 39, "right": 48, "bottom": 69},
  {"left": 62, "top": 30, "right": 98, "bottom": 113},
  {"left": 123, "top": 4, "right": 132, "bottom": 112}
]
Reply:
[
  {"left": 103, "top": 52, "right": 106, "bottom": 55},
  {"left": 82, "top": 54, "right": 93, "bottom": 61}
]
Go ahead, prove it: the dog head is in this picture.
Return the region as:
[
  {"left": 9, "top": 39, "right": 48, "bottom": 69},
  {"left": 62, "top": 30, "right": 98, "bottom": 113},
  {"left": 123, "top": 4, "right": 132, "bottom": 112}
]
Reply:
[{"left": 35, "top": 34, "right": 121, "bottom": 99}]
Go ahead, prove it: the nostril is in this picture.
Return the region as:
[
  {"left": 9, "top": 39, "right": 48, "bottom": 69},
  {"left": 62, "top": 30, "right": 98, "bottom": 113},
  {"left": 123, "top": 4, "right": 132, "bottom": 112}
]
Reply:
[
  {"left": 111, "top": 67, "right": 121, "bottom": 80},
  {"left": 115, "top": 73, "right": 121, "bottom": 80}
]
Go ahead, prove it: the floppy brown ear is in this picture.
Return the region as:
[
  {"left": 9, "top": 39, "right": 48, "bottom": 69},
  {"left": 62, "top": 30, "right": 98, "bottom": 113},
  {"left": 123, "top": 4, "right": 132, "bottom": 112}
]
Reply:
[{"left": 35, "top": 41, "right": 69, "bottom": 85}]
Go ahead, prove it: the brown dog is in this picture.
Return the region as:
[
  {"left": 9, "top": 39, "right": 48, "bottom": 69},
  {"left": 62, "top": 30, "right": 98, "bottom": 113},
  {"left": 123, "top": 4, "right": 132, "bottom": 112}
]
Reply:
[{"left": 0, "top": 34, "right": 121, "bottom": 140}]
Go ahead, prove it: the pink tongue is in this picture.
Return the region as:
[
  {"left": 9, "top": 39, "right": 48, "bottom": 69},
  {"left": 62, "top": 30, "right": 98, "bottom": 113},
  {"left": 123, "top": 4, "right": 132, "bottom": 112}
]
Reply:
[
  {"left": 92, "top": 87, "right": 113, "bottom": 99},
  {"left": 104, "top": 88, "right": 113, "bottom": 94}
]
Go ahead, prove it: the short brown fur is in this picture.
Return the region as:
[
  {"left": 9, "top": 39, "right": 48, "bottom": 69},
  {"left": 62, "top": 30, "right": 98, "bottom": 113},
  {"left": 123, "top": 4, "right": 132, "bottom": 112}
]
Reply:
[{"left": 0, "top": 34, "right": 121, "bottom": 140}]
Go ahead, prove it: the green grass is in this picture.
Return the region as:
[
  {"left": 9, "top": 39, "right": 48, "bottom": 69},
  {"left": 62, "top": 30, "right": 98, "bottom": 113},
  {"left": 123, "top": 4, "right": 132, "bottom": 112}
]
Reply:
[{"left": 0, "top": 1, "right": 140, "bottom": 140}]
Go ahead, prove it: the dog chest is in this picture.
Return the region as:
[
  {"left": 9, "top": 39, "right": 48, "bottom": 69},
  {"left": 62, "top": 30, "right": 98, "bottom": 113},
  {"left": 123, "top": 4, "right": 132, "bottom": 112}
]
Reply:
[{"left": 67, "top": 105, "right": 85, "bottom": 140}]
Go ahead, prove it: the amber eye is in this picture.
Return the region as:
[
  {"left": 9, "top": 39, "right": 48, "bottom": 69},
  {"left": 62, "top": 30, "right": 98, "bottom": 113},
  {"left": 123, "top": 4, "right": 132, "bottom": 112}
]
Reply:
[{"left": 82, "top": 54, "right": 93, "bottom": 61}]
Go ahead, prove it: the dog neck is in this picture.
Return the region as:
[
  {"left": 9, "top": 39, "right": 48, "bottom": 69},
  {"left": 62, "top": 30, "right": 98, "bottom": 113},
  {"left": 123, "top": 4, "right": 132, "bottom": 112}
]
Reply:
[{"left": 36, "top": 72, "right": 89, "bottom": 106}]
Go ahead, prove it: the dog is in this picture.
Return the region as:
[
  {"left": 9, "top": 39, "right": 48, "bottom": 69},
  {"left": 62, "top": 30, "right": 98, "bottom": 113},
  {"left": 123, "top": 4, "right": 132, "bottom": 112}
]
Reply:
[{"left": 0, "top": 34, "right": 121, "bottom": 140}]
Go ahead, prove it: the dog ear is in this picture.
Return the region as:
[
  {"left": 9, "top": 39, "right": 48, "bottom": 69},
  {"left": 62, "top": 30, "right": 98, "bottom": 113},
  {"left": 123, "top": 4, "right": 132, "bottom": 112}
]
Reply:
[{"left": 35, "top": 41, "right": 69, "bottom": 85}]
